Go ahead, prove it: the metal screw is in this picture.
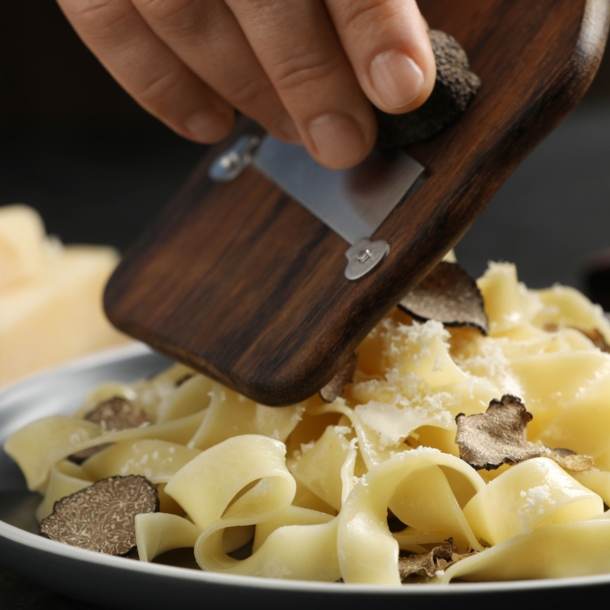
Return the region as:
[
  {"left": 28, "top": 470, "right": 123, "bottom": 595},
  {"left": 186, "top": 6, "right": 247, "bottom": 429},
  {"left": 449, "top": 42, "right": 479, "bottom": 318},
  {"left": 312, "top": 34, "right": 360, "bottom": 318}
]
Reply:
[
  {"left": 209, "top": 135, "right": 261, "bottom": 182},
  {"left": 220, "top": 153, "right": 240, "bottom": 171},
  {"left": 344, "top": 238, "right": 390, "bottom": 280},
  {"left": 356, "top": 248, "right": 372, "bottom": 263}
]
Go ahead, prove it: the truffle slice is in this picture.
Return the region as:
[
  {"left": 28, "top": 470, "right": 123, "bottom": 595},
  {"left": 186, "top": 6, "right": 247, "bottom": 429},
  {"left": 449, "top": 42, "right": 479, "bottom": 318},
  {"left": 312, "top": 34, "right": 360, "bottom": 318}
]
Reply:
[
  {"left": 84, "top": 396, "right": 150, "bottom": 431},
  {"left": 175, "top": 373, "right": 195, "bottom": 386},
  {"left": 398, "top": 539, "right": 475, "bottom": 580},
  {"left": 456, "top": 396, "right": 594, "bottom": 472},
  {"left": 546, "top": 447, "right": 594, "bottom": 472},
  {"left": 376, "top": 29, "right": 481, "bottom": 149},
  {"left": 545, "top": 323, "right": 610, "bottom": 353},
  {"left": 68, "top": 442, "right": 114, "bottom": 465},
  {"left": 39, "top": 475, "right": 159, "bottom": 555},
  {"left": 455, "top": 395, "right": 542, "bottom": 470},
  {"left": 398, "top": 261, "right": 489, "bottom": 334},
  {"left": 319, "top": 352, "right": 358, "bottom": 403},
  {"left": 572, "top": 327, "right": 610, "bottom": 353},
  {"left": 69, "top": 397, "right": 151, "bottom": 464}
]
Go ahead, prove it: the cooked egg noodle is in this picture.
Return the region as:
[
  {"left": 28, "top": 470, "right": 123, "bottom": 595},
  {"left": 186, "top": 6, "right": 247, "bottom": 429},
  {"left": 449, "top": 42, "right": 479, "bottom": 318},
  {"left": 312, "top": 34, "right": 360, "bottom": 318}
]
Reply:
[{"left": 6, "top": 264, "right": 610, "bottom": 583}]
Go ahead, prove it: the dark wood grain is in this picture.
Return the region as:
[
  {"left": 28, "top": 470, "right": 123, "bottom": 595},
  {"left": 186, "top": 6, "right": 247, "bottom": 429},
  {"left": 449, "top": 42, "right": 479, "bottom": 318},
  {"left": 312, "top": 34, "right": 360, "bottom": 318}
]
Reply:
[{"left": 105, "top": 0, "right": 610, "bottom": 406}]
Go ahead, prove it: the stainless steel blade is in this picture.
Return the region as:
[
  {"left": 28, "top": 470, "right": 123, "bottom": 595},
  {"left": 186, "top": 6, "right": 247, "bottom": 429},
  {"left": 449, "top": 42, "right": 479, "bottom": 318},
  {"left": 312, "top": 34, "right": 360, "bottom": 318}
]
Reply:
[{"left": 252, "top": 135, "right": 425, "bottom": 245}]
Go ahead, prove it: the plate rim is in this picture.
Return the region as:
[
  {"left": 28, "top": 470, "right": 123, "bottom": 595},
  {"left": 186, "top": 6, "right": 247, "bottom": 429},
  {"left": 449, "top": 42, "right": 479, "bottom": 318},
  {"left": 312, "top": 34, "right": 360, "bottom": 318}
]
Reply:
[
  {"left": 3, "top": 515, "right": 610, "bottom": 597},
  {"left": 2, "top": 346, "right": 610, "bottom": 600}
]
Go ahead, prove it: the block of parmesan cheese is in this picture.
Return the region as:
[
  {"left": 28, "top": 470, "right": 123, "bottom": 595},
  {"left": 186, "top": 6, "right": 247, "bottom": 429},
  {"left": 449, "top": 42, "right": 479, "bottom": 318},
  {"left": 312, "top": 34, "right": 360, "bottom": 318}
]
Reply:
[{"left": 0, "top": 204, "right": 128, "bottom": 386}]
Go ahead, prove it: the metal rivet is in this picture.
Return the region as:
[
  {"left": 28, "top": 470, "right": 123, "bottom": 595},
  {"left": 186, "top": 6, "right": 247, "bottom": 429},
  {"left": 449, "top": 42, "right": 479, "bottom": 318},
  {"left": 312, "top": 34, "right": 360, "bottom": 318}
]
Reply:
[
  {"left": 209, "top": 135, "right": 261, "bottom": 182},
  {"left": 356, "top": 249, "right": 372, "bottom": 263},
  {"left": 345, "top": 238, "right": 390, "bottom": 281},
  {"left": 220, "top": 154, "right": 239, "bottom": 170}
]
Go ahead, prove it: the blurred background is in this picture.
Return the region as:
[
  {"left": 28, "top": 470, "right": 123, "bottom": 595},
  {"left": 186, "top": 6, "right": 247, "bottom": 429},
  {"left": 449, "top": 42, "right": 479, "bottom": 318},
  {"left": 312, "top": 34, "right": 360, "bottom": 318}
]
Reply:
[
  {"left": 0, "top": 2, "right": 609, "bottom": 608},
  {"left": 0, "top": 0, "right": 609, "bottom": 294}
]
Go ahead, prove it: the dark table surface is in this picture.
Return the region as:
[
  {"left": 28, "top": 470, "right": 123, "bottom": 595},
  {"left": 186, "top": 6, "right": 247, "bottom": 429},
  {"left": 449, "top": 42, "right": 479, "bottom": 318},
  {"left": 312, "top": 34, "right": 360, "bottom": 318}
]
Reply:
[{"left": 1, "top": 101, "right": 610, "bottom": 608}]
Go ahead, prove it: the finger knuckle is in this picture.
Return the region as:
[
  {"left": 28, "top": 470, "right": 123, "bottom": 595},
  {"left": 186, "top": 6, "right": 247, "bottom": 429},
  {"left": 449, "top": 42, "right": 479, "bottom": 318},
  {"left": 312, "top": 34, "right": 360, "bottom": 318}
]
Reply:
[
  {"left": 338, "top": 0, "right": 402, "bottom": 33},
  {"left": 67, "top": 0, "right": 129, "bottom": 32},
  {"left": 134, "top": 0, "right": 201, "bottom": 33},
  {"left": 135, "top": 70, "right": 180, "bottom": 111},
  {"left": 272, "top": 50, "right": 341, "bottom": 93},
  {"left": 227, "top": 76, "right": 274, "bottom": 111}
]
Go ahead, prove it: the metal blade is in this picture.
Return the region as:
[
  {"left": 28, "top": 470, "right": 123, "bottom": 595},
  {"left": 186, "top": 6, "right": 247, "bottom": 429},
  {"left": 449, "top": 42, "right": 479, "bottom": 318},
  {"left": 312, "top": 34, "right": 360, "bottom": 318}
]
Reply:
[{"left": 253, "top": 135, "right": 425, "bottom": 245}]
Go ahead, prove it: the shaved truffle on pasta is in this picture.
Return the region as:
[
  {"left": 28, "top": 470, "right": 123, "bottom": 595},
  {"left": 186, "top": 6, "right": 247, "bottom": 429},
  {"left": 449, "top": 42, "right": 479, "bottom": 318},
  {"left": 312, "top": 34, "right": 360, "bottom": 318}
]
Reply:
[
  {"left": 399, "top": 261, "right": 488, "bottom": 334},
  {"left": 455, "top": 395, "right": 542, "bottom": 470},
  {"left": 7, "top": 261, "right": 610, "bottom": 585},
  {"left": 398, "top": 539, "right": 475, "bottom": 580},
  {"left": 40, "top": 475, "right": 158, "bottom": 555}
]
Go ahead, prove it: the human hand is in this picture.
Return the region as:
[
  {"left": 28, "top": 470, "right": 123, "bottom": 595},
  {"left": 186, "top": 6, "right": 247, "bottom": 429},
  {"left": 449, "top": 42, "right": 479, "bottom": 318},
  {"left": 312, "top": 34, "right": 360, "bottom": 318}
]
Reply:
[{"left": 57, "top": 0, "right": 436, "bottom": 168}]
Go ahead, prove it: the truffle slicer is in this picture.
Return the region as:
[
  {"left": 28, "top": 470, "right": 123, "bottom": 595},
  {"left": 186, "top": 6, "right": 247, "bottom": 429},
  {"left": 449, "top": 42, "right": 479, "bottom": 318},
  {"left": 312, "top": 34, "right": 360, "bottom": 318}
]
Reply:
[{"left": 104, "top": 0, "right": 609, "bottom": 406}]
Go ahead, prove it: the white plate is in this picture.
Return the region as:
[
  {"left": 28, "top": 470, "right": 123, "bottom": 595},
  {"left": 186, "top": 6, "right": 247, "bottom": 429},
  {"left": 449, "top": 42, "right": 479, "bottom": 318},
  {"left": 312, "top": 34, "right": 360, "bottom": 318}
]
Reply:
[{"left": 1, "top": 344, "right": 609, "bottom": 609}]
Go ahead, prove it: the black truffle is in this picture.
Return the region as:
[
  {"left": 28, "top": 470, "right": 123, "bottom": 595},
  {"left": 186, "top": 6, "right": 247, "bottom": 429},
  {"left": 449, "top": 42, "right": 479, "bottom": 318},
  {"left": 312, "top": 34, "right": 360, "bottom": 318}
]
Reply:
[
  {"left": 398, "top": 261, "right": 489, "bottom": 335},
  {"left": 84, "top": 396, "right": 150, "bottom": 431},
  {"left": 456, "top": 395, "right": 594, "bottom": 472},
  {"left": 545, "top": 447, "right": 594, "bottom": 472},
  {"left": 375, "top": 30, "right": 481, "bottom": 149},
  {"left": 545, "top": 323, "right": 610, "bottom": 353},
  {"left": 69, "top": 397, "right": 151, "bottom": 464},
  {"left": 39, "top": 475, "right": 159, "bottom": 555},
  {"left": 175, "top": 373, "right": 194, "bottom": 386},
  {"left": 455, "top": 395, "right": 541, "bottom": 471},
  {"left": 398, "top": 539, "right": 475, "bottom": 580}
]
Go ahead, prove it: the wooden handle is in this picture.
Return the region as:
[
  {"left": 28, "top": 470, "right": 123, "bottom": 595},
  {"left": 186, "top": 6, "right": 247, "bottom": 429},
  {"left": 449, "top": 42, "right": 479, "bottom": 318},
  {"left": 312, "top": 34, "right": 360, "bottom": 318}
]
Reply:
[{"left": 105, "top": 0, "right": 609, "bottom": 405}]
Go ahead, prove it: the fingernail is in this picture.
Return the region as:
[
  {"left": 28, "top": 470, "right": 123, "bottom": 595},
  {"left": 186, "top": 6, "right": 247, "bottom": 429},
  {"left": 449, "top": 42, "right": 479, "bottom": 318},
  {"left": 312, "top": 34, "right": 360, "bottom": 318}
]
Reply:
[
  {"left": 369, "top": 51, "right": 424, "bottom": 110},
  {"left": 307, "top": 112, "right": 367, "bottom": 168},
  {"left": 277, "top": 114, "right": 301, "bottom": 144},
  {"left": 185, "top": 109, "right": 232, "bottom": 142}
]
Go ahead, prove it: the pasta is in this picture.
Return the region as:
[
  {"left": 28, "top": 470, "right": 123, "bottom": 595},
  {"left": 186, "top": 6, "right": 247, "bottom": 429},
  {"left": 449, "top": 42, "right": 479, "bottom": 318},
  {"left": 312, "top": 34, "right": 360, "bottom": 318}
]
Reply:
[{"left": 7, "top": 261, "right": 610, "bottom": 584}]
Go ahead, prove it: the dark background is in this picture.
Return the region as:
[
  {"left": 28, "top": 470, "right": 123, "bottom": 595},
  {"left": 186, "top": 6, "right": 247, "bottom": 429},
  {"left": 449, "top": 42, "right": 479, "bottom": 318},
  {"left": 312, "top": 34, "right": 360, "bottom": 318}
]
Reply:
[
  {"left": 0, "top": 2, "right": 609, "bottom": 608},
  {"left": 1, "top": 1, "right": 610, "bottom": 293}
]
